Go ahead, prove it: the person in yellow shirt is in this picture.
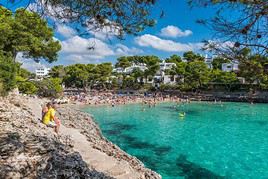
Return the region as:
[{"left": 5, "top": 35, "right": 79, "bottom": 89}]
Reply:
[{"left": 42, "top": 102, "right": 60, "bottom": 134}]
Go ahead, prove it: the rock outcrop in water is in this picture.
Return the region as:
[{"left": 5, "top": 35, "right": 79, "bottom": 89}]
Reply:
[{"left": 0, "top": 95, "right": 161, "bottom": 179}]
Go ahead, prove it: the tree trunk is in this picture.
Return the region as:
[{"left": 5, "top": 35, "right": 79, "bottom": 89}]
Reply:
[{"left": 12, "top": 49, "right": 17, "bottom": 63}]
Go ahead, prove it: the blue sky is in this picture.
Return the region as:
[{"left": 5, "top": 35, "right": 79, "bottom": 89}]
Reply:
[{"left": 3, "top": 0, "right": 219, "bottom": 71}]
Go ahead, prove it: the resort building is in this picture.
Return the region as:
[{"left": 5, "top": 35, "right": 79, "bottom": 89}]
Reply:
[
  {"left": 125, "top": 63, "right": 148, "bottom": 74},
  {"left": 112, "top": 63, "right": 148, "bottom": 74},
  {"left": 163, "top": 75, "right": 178, "bottom": 84},
  {"left": 35, "top": 65, "right": 51, "bottom": 79},
  {"left": 112, "top": 67, "right": 124, "bottom": 73},
  {"left": 159, "top": 61, "right": 176, "bottom": 71},
  {"left": 222, "top": 61, "right": 239, "bottom": 72},
  {"left": 204, "top": 54, "right": 214, "bottom": 69}
]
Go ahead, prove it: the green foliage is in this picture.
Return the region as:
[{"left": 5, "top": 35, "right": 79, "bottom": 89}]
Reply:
[
  {"left": 189, "top": 0, "right": 268, "bottom": 55},
  {"left": 260, "top": 74, "right": 268, "bottom": 90},
  {"left": 165, "top": 54, "right": 182, "bottom": 64},
  {"left": 210, "top": 70, "right": 237, "bottom": 84},
  {"left": 122, "top": 76, "right": 141, "bottom": 89},
  {"left": 13, "top": 0, "right": 157, "bottom": 40},
  {"left": 210, "top": 69, "right": 238, "bottom": 90},
  {"left": 115, "top": 57, "right": 132, "bottom": 69},
  {"left": 0, "top": 7, "right": 61, "bottom": 62},
  {"left": 0, "top": 82, "right": 4, "bottom": 95},
  {"left": 131, "top": 68, "right": 144, "bottom": 83},
  {"left": 50, "top": 65, "right": 66, "bottom": 78},
  {"left": 212, "top": 57, "right": 230, "bottom": 69},
  {"left": 238, "top": 54, "right": 267, "bottom": 85},
  {"left": 174, "top": 62, "right": 187, "bottom": 76},
  {"left": 63, "top": 63, "right": 113, "bottom": 89},
  {"left": 36, "top": 78, "right": 63, "bottom": 97},
  {"left": 185, "top": 61, "right": 210, "bottom": 89},
  {"left": 18, "top": 81, "right": 38, "bottom": 95},
  {"left": 64, "top": 64, "right": 89, "bottom": 88},
  {"left": 115, "top": 55, "right": 160, "bottom": 69},
  {"left": 0, "top": 53, "right": 16, "bottom": 95},
  {"left": 17, "top": 67, "right": 32, "bottom": 79},
  {"left": 159, "top": 84, "right": 179, "bottom": 91},
  {"left": 183, "top": 51, "right": 204, "bottom": 62}
]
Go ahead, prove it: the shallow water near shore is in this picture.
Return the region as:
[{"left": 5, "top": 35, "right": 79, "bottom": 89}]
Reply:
[{"left": 82, "top": 102, "right": 268, "bottom": 179}]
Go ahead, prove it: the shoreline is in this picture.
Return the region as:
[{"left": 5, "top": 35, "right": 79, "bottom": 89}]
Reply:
[
  {"left": 2, "top": 93, "right": 267, "bottom": 178},
  {"left": 64, "top": 91, "right": 268, "bottom": 109},
  {"left": 57, "top": 105, "right": 161, "bottom": 178}
]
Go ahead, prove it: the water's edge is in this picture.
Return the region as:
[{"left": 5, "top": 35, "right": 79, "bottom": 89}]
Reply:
[{"left": 58, "top": 105, "right": 162, "bottom": 178}]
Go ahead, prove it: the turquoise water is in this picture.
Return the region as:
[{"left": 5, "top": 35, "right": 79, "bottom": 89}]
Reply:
[{"left": 82, "top": 102, "right": 268, "bottom": 179}]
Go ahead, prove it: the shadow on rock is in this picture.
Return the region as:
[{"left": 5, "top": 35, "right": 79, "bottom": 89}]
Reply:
[
  {"left": 37, "top": 151, "right": 113, "bottom": 179},
  {"left": 0, "top": 132, "right": 113, "bottom": 179}
]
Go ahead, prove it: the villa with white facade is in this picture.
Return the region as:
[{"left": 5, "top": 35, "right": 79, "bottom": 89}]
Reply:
[
  {"left": 221, "top": 61, "right": 239, "bottom": 72},
  {"left": 204, "top": 55, "right": 213, "bottom": 69},
  {"left": 111, "top": 56, "right": 241, "bottom": 87},
  {"left": 35, "top": 64, "right": 51, "bottom": 79},
  {"left": 125, "top": 63, "right": 148, "bottom": 74},
  {"left": 159, "top": 61, "right": 176, "bottom": 71},
  {"left": 112, "top": 63, "right": 148, "bottom": 74}
]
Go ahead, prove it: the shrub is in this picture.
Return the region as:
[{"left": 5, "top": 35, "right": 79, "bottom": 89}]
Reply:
[{"left": 18, "top": 81, "right": 38, "bottom": 95}]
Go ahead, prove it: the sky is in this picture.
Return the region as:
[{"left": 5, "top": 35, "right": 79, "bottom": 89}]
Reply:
[{"left": 3, "top": 0, "right": 219, "bottom": 71}]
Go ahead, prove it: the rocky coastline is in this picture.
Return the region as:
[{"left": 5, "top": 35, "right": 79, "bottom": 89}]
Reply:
[
  {"left": 0, "top": 94, "right": 161, "bottom": 179},
  {"left": 57, "top": 105, "right": 160, "bottom": 179}
]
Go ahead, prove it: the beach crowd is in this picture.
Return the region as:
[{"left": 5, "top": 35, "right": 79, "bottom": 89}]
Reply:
[{"left": 66, "top": 91, "right": 188, "bottom": 107}]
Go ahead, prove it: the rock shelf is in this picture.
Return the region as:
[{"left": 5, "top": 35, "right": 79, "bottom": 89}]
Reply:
[{"left": 0, "top": 95, "right": 161, "bottom": 179}]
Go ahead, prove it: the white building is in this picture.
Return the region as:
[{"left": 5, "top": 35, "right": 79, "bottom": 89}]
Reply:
[
  {"left": 159, "top": 61, "right": 176, "bottom": 71},
  {"left": 222, "top": 61, "right": 239, "bottom": 72},
  {"left": 125, "top": 63, "right": 148, "bottom": 74},
  {"left": 204, "top": 54, "right": 213, "bottom": 69},
  {"left": 112, "top": 67, "right": 124, "bottom": 73},
  {"left": 35, "top": 65, "right": 51, "bottom": 78},
  {"left": 113, "top": 63, "right": 148, "bottom": 74},
  {"left": 163, "top": 75, "right": 177, "bottom": 84}
]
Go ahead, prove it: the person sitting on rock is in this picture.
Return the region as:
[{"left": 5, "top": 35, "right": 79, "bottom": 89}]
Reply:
[
  {"left": 42, "top": 102, "right": 60, "bottom": 134},
  {"left": 41, "top": 102, "right": 49, "bottom": 120}
]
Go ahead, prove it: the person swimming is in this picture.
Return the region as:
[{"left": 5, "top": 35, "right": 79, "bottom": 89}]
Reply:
[{"left": 179, "top": 112, "right": 186, "bottom": 117}]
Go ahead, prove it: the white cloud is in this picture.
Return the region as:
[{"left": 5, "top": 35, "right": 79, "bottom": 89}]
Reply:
[
  {"left": 60, "top": 35, "right": 144, "bottom": 63},
  {"left": 114, "top": 44, "right": 143, "bottom": 56},
  {"left": 16, "top": 53, "right": 48, "bottom": 72},
  {"left": 160, "top": 25, "right": 192, "bottom": 38},
  {"left": 135, "top": 34, "right": 202, "bottom": 52},
  {"left": 61, "top": 35, "right": 114, "bottom": 58},
  {"left": 60, "top": 36, "right": 145, "bottom": 63},
  {"left": 28, "top": 1, "right": 120, "bottom": 41},
  {"left": 27, "top": 0, "right": 77, "bottom": 22},
  {"left": 56, "top": 24, "right": 76, "bottom": 38},
  {"left": 202, "top": 40, "right": 235, "bottom": 53},
  {"left": 63, "top": 54, "right": 103, "bottom": 64},
  {"left": 87, "top": 19, "right": 121, "bottom": 41}
]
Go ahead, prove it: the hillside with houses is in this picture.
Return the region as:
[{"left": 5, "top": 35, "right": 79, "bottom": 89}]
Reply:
[{"left": 27, "top": 50, "right": 268, "bottom": 97}]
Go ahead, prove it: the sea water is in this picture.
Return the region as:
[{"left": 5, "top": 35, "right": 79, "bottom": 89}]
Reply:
[{"left": 82, "top": 102, "right": 268, "bottom": 179}]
